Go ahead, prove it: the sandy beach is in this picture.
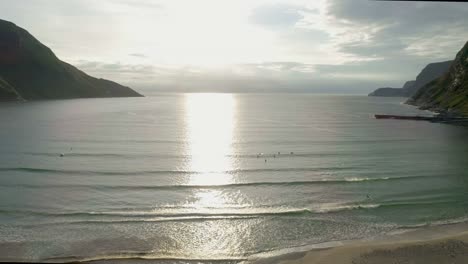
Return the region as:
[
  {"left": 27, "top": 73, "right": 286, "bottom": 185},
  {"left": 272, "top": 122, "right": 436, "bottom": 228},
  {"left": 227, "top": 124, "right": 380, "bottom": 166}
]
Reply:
[{"left": 253, "top": 222, "right": 468, "bottom": 264}]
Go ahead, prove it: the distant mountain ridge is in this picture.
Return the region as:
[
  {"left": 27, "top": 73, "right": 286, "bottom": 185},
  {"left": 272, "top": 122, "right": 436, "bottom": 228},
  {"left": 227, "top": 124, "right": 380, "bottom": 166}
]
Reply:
[
  {"left": 408, "top": 41, "right": 468, "bottom": 116},
  {"left": 0, "top": 19, "right": 142, "bottom": 101},
  {"left": 369, "top": 61, "right": 453, "bottom": 97}
]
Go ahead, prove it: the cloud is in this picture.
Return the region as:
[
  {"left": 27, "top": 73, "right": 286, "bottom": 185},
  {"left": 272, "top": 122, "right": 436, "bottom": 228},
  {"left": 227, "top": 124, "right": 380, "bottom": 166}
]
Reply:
[
  {"left": 324, "top": 0, "right": 468, "bottom": 61},
  {"left": 243, "top": 62, "right": 315, "bottom": 73},
  {"left": 1, "top": 0, "right": 466, "bottom": 94},
  {"left": 129, "top": 53, "right": 147, "bottom": 58},
  {"left": 108, "top": 0, "right": 163, "bottom": 10},
  {"left": 72, "top": 59, "right": 389, "bottom": 95},
  {"left": 249, "top": 4, "right": 307, "bottom": 29},
  {"left": 74, "top": 61, "right": 155, "bottom": 84}
]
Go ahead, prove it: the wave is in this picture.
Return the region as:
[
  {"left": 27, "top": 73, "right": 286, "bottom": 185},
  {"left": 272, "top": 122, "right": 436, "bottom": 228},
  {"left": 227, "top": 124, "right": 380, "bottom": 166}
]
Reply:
[
  {"left": 0, "top": 175, "right": 439, "bottom": 190},
  {"left": 45, "top": 138, "right": 417, "bottom": 145},
  {"left": 0, "top": 203, "right": 388, "bottom": 221},
  {"left": 44, "top": 253, "right": 246, "bottom": 264},
  {"left": 21, "top": 151, "right": 350, "bottom": 159},
  {"left": 319, "top": 199, "right": 468, "bottom": 214},
  {"left": 0, "top": 166, "right": 359, "bottom": 176},
  {"left": 47, "top": 139, "right": 184, "bottom": 144},
  {"left": 397, "top": 216, "right": 468, "bottom": 230},
  {"left": 5, "top": 199, "right": 461, "bottom": 225},
  {"left": 315, "top": 204, "right": 381, "bottom": 213},
  {"left": 19, "top": 215, "right": 261, "bottom": 227},
  {"left": 0, "top": 208, "right": 316, "bottom": 218},
  {"left": 22, "top": 152, "right": 188, "bottom": 159},
  {"left": 22, "top": 150, "right": 417, "bottom": 160}
]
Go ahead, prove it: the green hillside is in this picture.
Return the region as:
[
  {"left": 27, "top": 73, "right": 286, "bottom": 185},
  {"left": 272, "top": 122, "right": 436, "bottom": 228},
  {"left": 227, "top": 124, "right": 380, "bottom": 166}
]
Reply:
[
  {"left": 408, "top": 41, "right": 468, "bottom": 116},
  {"left": 0, "top": 19, "right": 142, "bottom": 100}
]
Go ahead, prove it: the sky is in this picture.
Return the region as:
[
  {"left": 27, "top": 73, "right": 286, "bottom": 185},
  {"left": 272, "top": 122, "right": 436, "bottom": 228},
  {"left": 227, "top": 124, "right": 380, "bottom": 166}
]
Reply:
[{"left": 0, "top": 0, "right": 467, "bottom": 94}]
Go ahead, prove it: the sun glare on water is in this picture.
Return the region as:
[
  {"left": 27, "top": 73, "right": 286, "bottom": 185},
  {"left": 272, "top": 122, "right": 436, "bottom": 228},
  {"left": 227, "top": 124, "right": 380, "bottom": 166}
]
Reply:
[
  {"left": 184, "top": 93, "right": 237, "bottom": 186},
  {"left": 181, "top": 93, "right": 244, "bottom": 257}
]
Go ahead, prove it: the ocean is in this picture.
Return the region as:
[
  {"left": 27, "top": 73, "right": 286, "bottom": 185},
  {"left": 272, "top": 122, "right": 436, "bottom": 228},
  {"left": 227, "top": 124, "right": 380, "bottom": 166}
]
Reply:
[{"left": 0, "top": 93, "right": 468, "bottom": 263}]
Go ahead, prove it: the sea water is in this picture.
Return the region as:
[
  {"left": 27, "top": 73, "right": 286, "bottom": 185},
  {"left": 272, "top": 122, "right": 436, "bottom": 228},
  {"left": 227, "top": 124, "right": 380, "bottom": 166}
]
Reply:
[{"left": 0, "top": 93, "right": 467, "bottom": 263}]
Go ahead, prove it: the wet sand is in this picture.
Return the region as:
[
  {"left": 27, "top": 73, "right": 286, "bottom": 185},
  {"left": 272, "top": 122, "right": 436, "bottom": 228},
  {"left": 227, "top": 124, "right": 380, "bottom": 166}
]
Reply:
[{"left": 257, "top": 222, "right": 468, "bottom": 264}]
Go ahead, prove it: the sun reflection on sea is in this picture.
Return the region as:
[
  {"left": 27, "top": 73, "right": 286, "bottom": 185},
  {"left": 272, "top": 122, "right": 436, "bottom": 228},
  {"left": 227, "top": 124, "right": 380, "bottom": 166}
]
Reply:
[
  {"left": 181, "top": 93, "right": 243, "bottom": 258},
  {"left": 184, "top": 93, "right": 236, "bottom": 186}
]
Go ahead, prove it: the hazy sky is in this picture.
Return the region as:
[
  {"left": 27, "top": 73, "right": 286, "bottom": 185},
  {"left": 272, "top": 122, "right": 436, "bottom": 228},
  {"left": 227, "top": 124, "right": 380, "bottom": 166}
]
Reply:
[{"left": 1, "top": 0, "right": 467, "bottom": 94}]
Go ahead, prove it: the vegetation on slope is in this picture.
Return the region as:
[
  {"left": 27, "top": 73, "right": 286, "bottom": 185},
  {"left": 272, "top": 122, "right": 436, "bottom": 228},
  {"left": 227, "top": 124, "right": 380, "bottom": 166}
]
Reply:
[
  {"left": 408, "top": 41, "right": 468, "bottom": 116},
  {"left": 0, "top": 76, "right": 21, "bottom": 101},
  {"left": 0, "top": 19, "right": 142, "bottom": 100},
  {"left": 369, "top": 61, "right": 452, "bottom": 97}
]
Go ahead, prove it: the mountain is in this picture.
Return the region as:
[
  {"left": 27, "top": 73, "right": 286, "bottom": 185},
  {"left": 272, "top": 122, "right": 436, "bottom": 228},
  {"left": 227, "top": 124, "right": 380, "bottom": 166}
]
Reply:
[
  {"left": 0, "top": 19, "right": 142, "bottom": 101},
  {"left": 408, "top": 41, "right": 468, "bottom": 116},
  {"left": 369, "top": 61, "right": 452, "bottom": 97}
]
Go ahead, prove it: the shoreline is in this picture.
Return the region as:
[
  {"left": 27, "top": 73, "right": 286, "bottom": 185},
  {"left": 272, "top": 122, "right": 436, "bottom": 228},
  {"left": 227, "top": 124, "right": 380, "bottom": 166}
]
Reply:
[{"left": 251, "top": 221, "right": 468, "bottom": 264}]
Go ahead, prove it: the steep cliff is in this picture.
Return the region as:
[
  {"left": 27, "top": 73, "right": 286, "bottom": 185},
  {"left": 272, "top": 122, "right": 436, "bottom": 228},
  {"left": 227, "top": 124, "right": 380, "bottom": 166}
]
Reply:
[
  {"left": 369, "top": 61, "right": 452, "bottom": 97},
  {"left": 408, "top": 42, "right": 468, "bottom": 115}
]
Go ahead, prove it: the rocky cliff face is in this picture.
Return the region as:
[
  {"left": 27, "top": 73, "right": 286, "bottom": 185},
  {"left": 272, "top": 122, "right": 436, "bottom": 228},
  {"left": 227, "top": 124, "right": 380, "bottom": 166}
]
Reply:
[
  {"left": 0, "top": 19, "right": 143, "bottom": 100},
  {"left": 369, "top": 61, "right": 452, "bottom": 97},
  {"left": 408, "top": 42, "right": 468, "bottom": 115},
  {"left": 406, "top": 61, "right": 454, "bottom": 96}
]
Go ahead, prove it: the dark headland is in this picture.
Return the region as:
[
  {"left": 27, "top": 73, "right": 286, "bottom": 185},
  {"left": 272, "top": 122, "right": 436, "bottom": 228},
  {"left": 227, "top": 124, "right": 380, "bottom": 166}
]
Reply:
[
  {"left": 369, "top": 60, "right": 453, "bottom": 97},
  {"left": 407, "top": 41, "right": 468, "bottom": 117},
  {"left": 0, "top": 19, "right": 143, "bottom": 101},
  {"left": 372, "top": 41, "right": 468, "bottom": 124}
]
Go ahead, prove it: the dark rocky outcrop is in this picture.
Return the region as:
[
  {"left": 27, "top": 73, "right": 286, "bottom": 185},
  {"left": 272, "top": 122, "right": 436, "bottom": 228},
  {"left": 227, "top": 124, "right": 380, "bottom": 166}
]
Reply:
[
  {"left": 408, "top": 41, "right": 468, "bottom": 116},
  {"left": 0, "top": 19, "right": 142, "bottom": 101},
  {"left": 368, "top": 87, "right": 406, "bottom": 97},
  {"left": 369, "top": 61, "right": 452, "bottom": 97}
]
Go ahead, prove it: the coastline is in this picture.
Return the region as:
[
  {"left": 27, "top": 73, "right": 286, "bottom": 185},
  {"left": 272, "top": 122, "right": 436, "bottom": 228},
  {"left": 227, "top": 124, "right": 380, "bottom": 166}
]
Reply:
[{"left": 252, "top": 221, "right": 468, "bottom": 264}]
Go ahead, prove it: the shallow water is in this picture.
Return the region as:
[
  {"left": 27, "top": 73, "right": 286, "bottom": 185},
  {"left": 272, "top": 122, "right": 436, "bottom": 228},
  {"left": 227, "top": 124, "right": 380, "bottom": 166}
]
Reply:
[{"left": 0, "top": 93, "right": 468, "bottom": 263}]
